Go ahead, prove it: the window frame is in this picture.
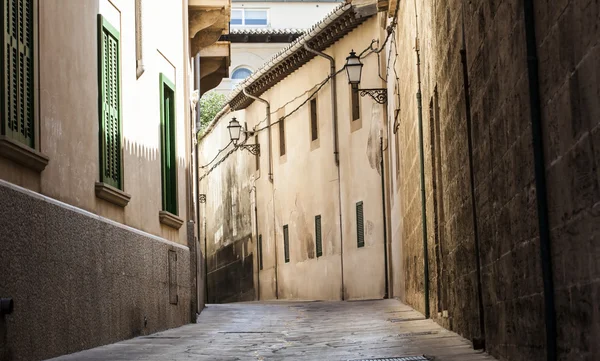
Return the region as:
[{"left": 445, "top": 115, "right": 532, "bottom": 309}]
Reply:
[
  {"left": 1, "top": 0, "right": 37, "bottom": 149},
  {"left": 258, "top": 234, "right": 263, "bottom": 270},
  {"left": 97, "top": 14, "right": 124, "bottom": 190},
  {"left": 310, "top": 98, "right": 318, "bottom": 141},
  {"left": 315, "top": 215, "right": 322, "bottom": 257},
  {"left": 283, "top": 224, "right": 290, "bottom": 263},
  {"left": 351, "top": 84, "right": 360, "bottom": 121},
  {"left": 159, "top": 73, "right": 178, "bottom": 215},
  {"left": 356, "top": 201, "right": 364, "bottom": 248},
  {"left": 279, "top": 118, "right": 285, "bottom": 156},
  {"left": 230, "top": 8, "right": 269, "bottom": 27},
  {"left": 231, "top": 67, "right": 252, "bottom": 80}
]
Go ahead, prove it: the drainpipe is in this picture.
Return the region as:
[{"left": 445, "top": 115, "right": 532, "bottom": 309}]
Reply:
[
  {"left": 244, "top": 88, "right": 273, "bottom": 182},
  {"left": 460, "top": 8, "right": 485, "bottom": 349},
  {"left": 243, "top": 88, "right": 278, "bottom": 299},
  {"left": 194, "top": 54, "right": 207, "bottom": 306},
  {"left": 303, "top": 44, "right": 345, "bottom": 300},
  {"left": 523, "top": 1, "right": 556, "bottom": 360},
  {"left": 380, "top": 137, "right": 389, "bottom": 299},
  {"left": 414, "top": 17, "right": 430, "bottom": 318}
]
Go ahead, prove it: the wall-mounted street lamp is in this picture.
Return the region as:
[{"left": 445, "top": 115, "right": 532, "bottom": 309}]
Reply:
[
  {"left": 345, "top": 50, "right": 387, "bottom": 104},
  {"left": 227, "top": 117, "right": 261, "bottom": 156}
]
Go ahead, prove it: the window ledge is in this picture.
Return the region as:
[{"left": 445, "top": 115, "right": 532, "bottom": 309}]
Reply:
[
  {"left": 159, "top": 211, "right": 184, "bottom": 229},
  {"left": 0, "top": 136, "right": 49, "bottom": 172},
  {"left": 95, "top": 182, "right": 131, "bottom": 207}
]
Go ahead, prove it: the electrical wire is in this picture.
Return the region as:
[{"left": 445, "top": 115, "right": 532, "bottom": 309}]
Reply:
[
  {"left": 199, "top": 140, "right": 233, "bottom": 168},
  {"left": 199, "top": 2, "right": 402, "bottom": 181}
]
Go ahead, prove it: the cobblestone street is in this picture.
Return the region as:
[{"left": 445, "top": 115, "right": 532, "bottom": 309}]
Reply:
[{"left": 50, "top": 300, "right": 496, "bottom": 361}]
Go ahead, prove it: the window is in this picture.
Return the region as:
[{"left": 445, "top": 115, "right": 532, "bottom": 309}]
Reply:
[
  {"left": 258, "top": 234, "right": 263, "bottom": 270},
  {"left": 231, "top": 67, "right": 252, "bottom": 80},
  {"left": 283, "top": 225, "right": 290, "bottom": 263},
  {"left": 230, "top": 9, "right": 268, "bottom": 27},
  {"left": 356, "top": 201, "right": 364, "bottom": 248},
  {"left": 160, "top": 74, "right": 177, "bottom": 215},
  {"left": 255, "top": 135, "right": 260, "bottom": 171},
  {"left": 279, "top": 118, "right": 285, "bottom": 156},
  {"left": 2, "top": 0, "right": 35, "bottom": 148},
  {"left": 351, "top": 84, "right": 360, "bottom": 121},
  {"left": 230, "top": 9, "right": 243, "bottom": 25},
  {"left": 310, "top": 98, "right": 318, "bottom": 141},
  {"left": 315, "top": 215, "right": 322, "bottom": 257},
  {"left": 98, "top": 15, "right": 123, "bottom": 189}
]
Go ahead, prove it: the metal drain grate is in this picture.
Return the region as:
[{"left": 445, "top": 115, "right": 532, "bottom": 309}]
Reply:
[{"left": 350, "top": 356, "right": 429, "bottom": 361}]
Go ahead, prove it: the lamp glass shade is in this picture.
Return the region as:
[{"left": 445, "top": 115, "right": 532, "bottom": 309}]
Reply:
[
  {"left": 227, "top": 118, "right": 242, "bottom": 142},
  {"left": 345, "top": 50, "right": 363, "bottom": 85}
]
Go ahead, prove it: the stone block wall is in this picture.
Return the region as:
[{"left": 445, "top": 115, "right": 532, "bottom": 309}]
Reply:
[
  {"left": 0, "top": 181, "right": 191, "bottom": 361},
  {"left": 393, "top": 0, "right": 599, "bottom": 360},
  {"left": 534, "top": 0, "right": 600, "bottom": 359}
]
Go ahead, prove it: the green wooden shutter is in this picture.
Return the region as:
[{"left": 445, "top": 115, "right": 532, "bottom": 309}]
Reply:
[
  {"left": 258, "top": 234, "right": 263, "bottom": 270},
  {"left": 315, "top": 215, "right": 322, "bottom": 257},
  {"left": 310, "top": 98, "right": 318, "bottom": 141},
  {"left": 283, "top": 225, "right": 290, "bottom": 263},
  {"left": 160, "top": 74, "right": 177, "bottom": 215},
  {"left": 356, "top": 201, "right": 364, "bottom": 247},
  {"left": 98, "top": 16, "right": 121, "bottom": 189},
  {"left": 2, "top": 0, "right": 34, "bottom": 147}
]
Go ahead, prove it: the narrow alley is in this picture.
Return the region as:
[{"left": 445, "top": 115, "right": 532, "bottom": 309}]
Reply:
[{"left": 49, "top": 300, "right": 495, "bottom": 361}]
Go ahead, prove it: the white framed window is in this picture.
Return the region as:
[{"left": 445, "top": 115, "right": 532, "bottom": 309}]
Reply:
[
  {"left": 232, "top": 67, "right": 252, "bottom": 80},
  {"left": 230, "top": 8, "right": 268, "bottom": 27},
  {"left": 230, "top": 67, "right": 253, "bottom": 89}
]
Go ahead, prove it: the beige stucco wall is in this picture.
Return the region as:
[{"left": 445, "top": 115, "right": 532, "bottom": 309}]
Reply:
[
  {"left": 199, "top": 16, "right": 387, "bottom": 301},
  {"left": 0, "top": 0, "right": 191, "bottom": 245},
  {"left": 212, "top": 1, "right": 341, "bottom": 95}
]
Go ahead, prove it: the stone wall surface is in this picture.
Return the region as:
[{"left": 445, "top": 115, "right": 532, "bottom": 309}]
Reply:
[
  {"left": 534, "top": 0, "right": 600, "bottom": 360},
  {"left": 0, "top": 181, "right": 191, "bottom": 361},
  {"left": 391, "top": 0, "right": 599, "bottom": 361}
]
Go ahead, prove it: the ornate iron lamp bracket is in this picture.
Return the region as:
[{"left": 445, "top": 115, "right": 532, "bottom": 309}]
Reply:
[
  {"left": 359, "top": 88, "right": 388, "bottom": 104},
  {"left": 239, "top": 144, "right": 261, "bottom": 156}
]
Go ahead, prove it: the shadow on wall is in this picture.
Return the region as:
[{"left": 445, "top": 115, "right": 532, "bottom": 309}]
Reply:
[{"left": 204, "top": 156, "right": 256, "bottom": 304}]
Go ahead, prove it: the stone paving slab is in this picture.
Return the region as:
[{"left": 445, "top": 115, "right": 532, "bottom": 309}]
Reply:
[{"left": 48, "top": 299, "right": 497, "bottom": 361}]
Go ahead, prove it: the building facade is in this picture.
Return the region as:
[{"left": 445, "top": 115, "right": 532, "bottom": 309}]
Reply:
[
  {"left": 0, "top": 0, "right": 230, "bottom": 360},
  {"left": 198, "top": 0, "right": 600, "bottom": 360},
  {"left": 212, "top": 0, "right": 341, "bottom": 95},
  {"left": 198, "top": 2, "right": 387, "bottom": 302}
]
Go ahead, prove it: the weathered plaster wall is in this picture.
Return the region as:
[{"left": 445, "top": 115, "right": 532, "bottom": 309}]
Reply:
[
  {"left": 198, "top": 113, "right": 256, "bottom": 303},
  {"left": 0, "top": 0, "right": 192, "bottom": 245},
  {"left": 389, "top": 0, "right": 599, "bottom": 360},
  {"left": 0, "top": 181, "right": 191, "bottom": 361},
  {"left": 199, "top": 16, "right": 387, "bottom": 302}
]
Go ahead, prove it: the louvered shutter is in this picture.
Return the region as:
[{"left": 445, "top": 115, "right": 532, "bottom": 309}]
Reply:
[
  {"left": 258, "top": 235, "right": 263, "bottom": 270},
  {"left": 99, "top": 17, "right": 121, "bottom": 189},
  {"left": 160, "top": 74, "right": 177, "bottom": 215},
  {"left": 2, "top": 0, "right": 34, "bottom": 147},
  {"left": 283, "top": 225, "right": 290, "bottom": 263},
  {"left": 356, "top": 201, "right": 364, "bottom": 247},
  {"left": 315, "top": 215, "right": 322, "bottom": 257}
]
